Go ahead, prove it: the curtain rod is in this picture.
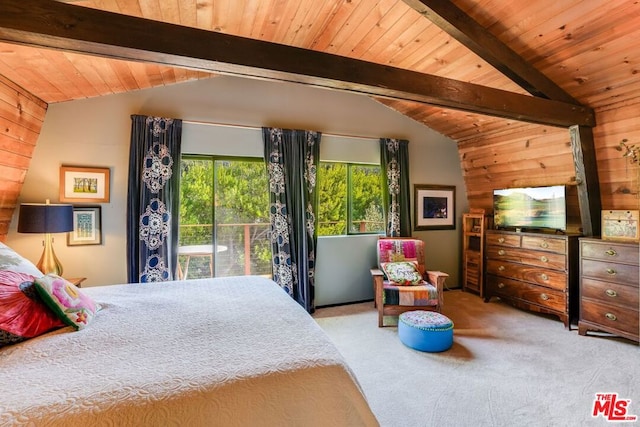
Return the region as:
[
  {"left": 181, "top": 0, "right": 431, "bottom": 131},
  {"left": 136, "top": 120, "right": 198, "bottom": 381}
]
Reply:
[{"left": 181, "top": 119, "right": 378, "bottom": 142}]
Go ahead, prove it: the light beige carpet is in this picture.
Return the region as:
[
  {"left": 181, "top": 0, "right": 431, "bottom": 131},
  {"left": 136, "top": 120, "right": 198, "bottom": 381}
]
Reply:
[{"left": 313, "top": 290, "right": 639, "bottom": 427}]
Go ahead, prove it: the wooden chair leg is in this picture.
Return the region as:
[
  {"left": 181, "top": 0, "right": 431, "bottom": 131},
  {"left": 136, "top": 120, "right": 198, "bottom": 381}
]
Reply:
[
  {"left": 373, "top": 274, "right": 385, "bottom": 327},
  {"left": 373, "top": 279, "right": 377, "bottom": 308}
]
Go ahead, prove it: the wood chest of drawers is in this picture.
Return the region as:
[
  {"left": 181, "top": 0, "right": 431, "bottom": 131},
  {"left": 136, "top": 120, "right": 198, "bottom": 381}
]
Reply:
[
  {"left": 578, "top": 238, "right": 639, "bottom": 343},
  {"left": 484, "top": 230, "right": 578, "bottom": 328}
]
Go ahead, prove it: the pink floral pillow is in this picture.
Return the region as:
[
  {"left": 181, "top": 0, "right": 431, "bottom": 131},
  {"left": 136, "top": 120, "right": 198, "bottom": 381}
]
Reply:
[
  {"left": 381, "top": 261, "right": 424, "bottom": 286},
  {"left": 34, "top": 274, "right": 98, "bottom": 330}
]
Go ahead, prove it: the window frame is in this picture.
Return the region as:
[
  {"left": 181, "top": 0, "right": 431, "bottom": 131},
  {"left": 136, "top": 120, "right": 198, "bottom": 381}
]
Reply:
[
  {"left": 179, "top": 154, "right": 269, "bottom": 277},
  {"left": 318, "top": 161, "right": 385, "bottom": 236}
]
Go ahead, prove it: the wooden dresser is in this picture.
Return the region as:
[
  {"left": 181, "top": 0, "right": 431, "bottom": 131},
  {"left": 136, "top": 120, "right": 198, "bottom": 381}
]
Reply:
[
  {"left": 484, "top": 230, "right": 578, "bottom": 328},
  {"left": 578, "top": 238, "right": 639, "bottom": 343}
]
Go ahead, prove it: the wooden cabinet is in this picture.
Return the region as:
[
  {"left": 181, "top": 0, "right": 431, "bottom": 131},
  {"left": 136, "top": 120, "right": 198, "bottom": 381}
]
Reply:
[
  {"left": 578, "top": 238, "right": 639, "bottom": 343},
  {"left": 462, "top": 211, "right": 486, "bottom": 297},
  {"left": 484, "top": 230, "right": 578, "bottom": 328}
]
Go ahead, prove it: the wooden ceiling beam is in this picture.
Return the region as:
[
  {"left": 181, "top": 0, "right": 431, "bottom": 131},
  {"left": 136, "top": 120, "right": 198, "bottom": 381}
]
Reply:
[
  {"left": 402, "top": 0, "right": 602, "bottom": 235},
  {"left": 402, "top": 0, "right": 580, "bottom": 105},
  {"left": 0, "top": 0, "right": 595, "bottom": 128}
]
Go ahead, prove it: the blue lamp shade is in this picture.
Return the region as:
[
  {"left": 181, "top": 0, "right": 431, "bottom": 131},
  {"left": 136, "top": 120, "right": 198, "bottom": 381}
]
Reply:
[
  {"left": 17, "top": 203, "right": 74, "bottom": 276},
  {"left": 18, "top": 203, "right": 74, "bottom": 234}
]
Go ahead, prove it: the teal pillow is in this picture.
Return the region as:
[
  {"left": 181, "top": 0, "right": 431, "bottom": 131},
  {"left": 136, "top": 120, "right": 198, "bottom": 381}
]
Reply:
[
  {"left": 34, "top": 274, "right": 99, "bottom": 330},
  {"left": 381, "top": 261, "right": 424, "bottom": 286}
]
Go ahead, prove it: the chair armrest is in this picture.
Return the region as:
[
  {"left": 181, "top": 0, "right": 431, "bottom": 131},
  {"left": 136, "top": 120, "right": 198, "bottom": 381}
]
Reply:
[
  {"left": 370, "top": 268, "right": 384, "bottom": 277},
  {"left": 370, "top": 268, "right": 385, "bottom": 310},
  {"left": 426, "top": 270, "right": 449, "bottom": 308}
]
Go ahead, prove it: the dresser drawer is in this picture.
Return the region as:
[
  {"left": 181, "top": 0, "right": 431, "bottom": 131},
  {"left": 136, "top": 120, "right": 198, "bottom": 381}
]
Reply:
[
  {"left": 580, "top": 299, "right": 639, "bottom": 337},
  {"left": 486, "top": 246, "right": 566, "bottom": 270},
  {"left": 580, "top": 278, "right": 639, "bottom": 308},
  {"left": 581, "top": 259, "right": 639, "bottom": 285},
  {"left": 486, "top": 260, "right": 567, "bottom": 291},
  {"left": 486, "top": 233, "right": 521, "bottom": 248},
  {"left": 581, "top": 240, "right": 639, "bottom": 265},
  {"left": 486, "top": 275, "right": 566, "bottom": 312},
  {"left": 522, "top": 235, "right": 566, "bottom": 254}
]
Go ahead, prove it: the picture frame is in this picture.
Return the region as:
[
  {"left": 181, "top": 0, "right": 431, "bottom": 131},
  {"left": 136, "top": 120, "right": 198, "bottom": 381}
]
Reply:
[
  {"left": 59, "top": 166, "right": 110, "bottom": 203},
  {"left": 67, "top": 206, "right": 102, "bottom": 246},
  {"left": 601, "top": 210, "right": 639, "bottom": 242},
  {"left": 414, "top": 184, "right": 456, "bottom": 230}
]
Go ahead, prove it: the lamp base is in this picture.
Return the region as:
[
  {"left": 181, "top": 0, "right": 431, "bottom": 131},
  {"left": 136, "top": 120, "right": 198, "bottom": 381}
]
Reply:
[{"left": 37, "top": 233, "right": 64, "bottom": 276}]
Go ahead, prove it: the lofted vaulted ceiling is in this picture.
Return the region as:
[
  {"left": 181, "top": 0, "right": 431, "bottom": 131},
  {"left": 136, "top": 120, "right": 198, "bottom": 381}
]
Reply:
[
  {"left": 2, "top": 1, "right": 633, "bottom": 118},
  {"left": 0, "top": 0, "right": 639, "bottom": 234}
]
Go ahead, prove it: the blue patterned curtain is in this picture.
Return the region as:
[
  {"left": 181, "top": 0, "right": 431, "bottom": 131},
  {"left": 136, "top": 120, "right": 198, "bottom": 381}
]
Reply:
[
  {"left": 127, "top": 115, "right": 182, "bottom": 283},
  {"left": 263, "top": 127, "right": 321, "bottom": 313},
  {"left": 380, "top": 138, "right": 411, "bottom": 236}
]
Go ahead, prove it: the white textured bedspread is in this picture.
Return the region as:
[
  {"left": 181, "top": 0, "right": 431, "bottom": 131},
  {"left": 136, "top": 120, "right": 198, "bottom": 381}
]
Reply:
[{"left": 0, "top": 276, "right": 378, "bottom": 426}]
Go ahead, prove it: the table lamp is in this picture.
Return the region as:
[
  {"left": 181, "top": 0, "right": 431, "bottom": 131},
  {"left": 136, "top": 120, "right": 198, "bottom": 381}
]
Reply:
[{"left": 18, "top": 200, "right": 74, "bottom": 276}]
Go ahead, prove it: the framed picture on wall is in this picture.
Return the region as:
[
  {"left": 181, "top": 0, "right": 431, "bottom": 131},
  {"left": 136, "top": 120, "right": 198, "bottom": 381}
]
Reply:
[
  {"left": 67, "top": 206, "right": 102, "bottom": 246},
  {"left": 59, "top": 166, "right": 110, "bottom": 203},
  {"left": 414, "top": 184, "right": 456, "bottom": 230}
]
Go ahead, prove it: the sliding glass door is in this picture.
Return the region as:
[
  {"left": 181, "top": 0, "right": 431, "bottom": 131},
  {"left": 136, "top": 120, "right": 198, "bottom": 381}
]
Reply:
[{"left": 179, "top": 156, "right": 271, "bottom": 279}]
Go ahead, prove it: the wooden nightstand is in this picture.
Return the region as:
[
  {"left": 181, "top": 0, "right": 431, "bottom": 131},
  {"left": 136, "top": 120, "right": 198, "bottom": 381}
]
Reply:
[{"left": 65, "top": 277, "right": 87, "bottom": 288}]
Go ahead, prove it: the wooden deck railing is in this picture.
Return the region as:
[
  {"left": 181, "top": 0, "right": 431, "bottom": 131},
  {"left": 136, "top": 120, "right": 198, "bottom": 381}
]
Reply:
[{"left": 178, "top": 219, "right": 384, "bottom": 278}]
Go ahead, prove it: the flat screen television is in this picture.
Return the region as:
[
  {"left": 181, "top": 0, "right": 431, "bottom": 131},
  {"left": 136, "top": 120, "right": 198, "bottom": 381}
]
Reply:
[{"left": 493, "top": 185, "right": 567, "bottom": 232}]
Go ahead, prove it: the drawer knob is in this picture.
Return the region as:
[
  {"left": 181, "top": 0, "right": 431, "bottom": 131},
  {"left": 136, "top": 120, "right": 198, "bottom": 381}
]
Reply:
[
  {"left": 540, "top": 273, "right": 549, "bottom": 281},
  {"left": 605, "top": 289, "right": 618, "bottom": 298},
  {"left": 540, "top": 242, "right": 549, "bottom": 249},
  {"left": 540, "top": 256, "right": 548, "bottom": 263},
  {"left": 605, "top": 313, "right": 617, "bottom": 321},
  {"left": 540, "top": 293, "right": 549, "bottom": 301},
  {"left": 498, "top": 249, "right": 506, "bottom": 256},
  {"left": 605, "top": 249, "right": 617, "bottom": 257},
  {"left": 498, "top": 237, "right": 505, "bottom": 243},
  {"left": 498, "top": 265, "right": 505, "bottom": 272},
  {"left": 606, "top": 268, "right": 617, "bottom": 276},
  {"left": 498, "top": 282, "right": 505, "bottom": 289}
]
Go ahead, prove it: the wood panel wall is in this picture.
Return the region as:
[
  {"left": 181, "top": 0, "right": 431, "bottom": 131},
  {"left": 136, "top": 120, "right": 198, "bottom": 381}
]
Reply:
[
  {"left": 457, "top": 99, "right": 640, "bottom": 211},
  {"left": 382, "top": 94, "right": 640, "bottom": 234},
  {"left": 453, "top": 100, "right": 639, "bottom": 233},
  {"left": 456, "top": 120, "right": 584, "bottom": 231},
  {"left": 593, "top": 99, "right": 640, "bottom": 211},
  {"left": 458, "top": 123, "right": 574, "bottom": 210},
  {"left": 0, "top": 75, "right": 47, "bottom": 242}
]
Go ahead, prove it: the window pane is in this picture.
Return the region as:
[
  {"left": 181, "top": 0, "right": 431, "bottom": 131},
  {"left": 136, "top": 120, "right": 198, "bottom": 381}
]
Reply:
[
  {"left": 349, "top": 165, "right": 384, "bottom": 233},
  {"left": 179, "top": 158, "right": 213, "bottom": 246},
  {"left": 179, "top": 157, "right": 271, "bottom": 279},
  {"left": 214, "top": 159, "right": 271, "bottom": 277},
  {"left": 318, "top": 163, "right": 347, "bottom": 236},
  {"left": 179, "top": 158, "right": 214, "bottom": 279}
]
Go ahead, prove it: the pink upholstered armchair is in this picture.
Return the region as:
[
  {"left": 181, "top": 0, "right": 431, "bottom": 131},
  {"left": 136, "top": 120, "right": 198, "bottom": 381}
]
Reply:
[{"left": 371, "top": 237, "right": 448, "bottom": 327}]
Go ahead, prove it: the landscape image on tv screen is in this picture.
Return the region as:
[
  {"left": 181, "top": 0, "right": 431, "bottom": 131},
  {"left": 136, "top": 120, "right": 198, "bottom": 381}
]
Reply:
[{"left": 493, "top": 185, "right": 566, "bottom": 231}]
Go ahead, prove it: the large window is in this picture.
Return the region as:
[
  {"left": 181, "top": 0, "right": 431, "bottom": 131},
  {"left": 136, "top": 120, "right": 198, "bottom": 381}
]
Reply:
[
  {"left": 179, "top": 156, "right": 384, "bottom": 279},
  {"left": 317, "top": 162, "right": 384, "bottom": 236},
  {"left": 179, "top": 156, "right": 271, "bottom": 279}
]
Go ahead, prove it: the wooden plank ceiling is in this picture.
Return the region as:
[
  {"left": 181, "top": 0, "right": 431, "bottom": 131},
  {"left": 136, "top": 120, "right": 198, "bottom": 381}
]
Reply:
[{"left": 0, "top": 0, "right": 638, "bottom": 231}]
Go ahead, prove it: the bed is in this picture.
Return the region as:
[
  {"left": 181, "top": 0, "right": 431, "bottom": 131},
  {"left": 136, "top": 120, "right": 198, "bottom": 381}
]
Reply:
[{"left": 0, "top": 268, "right": 378, "bottom": 426}]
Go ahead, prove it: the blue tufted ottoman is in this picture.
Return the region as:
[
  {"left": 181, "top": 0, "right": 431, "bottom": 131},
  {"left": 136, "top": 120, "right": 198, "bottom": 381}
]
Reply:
[{"left": 398, "top": 311, "right": 454, "bottom": 352}]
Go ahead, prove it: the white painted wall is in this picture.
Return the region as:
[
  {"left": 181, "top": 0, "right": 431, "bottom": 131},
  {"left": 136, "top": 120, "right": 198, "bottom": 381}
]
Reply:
[{"left": 7, "top": 75, "right": 465, "bottom": 304}]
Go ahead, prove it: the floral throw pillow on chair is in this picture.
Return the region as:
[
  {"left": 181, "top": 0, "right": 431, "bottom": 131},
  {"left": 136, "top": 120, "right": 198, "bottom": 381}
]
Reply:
[{"left": 381, "top": 261, "right": 424, "bottom": 286}]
